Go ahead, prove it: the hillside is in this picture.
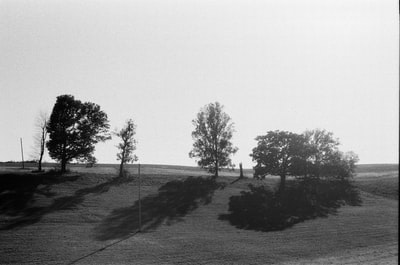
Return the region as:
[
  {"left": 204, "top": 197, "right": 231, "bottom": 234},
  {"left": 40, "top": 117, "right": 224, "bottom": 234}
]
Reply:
[{"left": 0, "top": 164, "right": 397, "bottom": 264}]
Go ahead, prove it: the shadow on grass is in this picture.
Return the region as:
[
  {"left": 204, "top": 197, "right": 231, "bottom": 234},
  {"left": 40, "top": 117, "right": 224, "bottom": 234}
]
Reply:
[
  {"left": 0, "top": 173, "right": 133, "bottom": 230},
  {"left": 219, "top": 178, "right": 361, "bottom": 232},
  {"left": 94, "top": 176, "right": 225, "bottom": 241},
  {"left": 0, "top": 172, "right": 79, "bottom": 216}
]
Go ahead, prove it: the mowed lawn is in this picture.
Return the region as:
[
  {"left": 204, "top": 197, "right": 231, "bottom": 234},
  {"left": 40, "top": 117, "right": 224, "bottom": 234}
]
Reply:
[{"left": 0, "top": 164, "right": 397, "bottom": 264}]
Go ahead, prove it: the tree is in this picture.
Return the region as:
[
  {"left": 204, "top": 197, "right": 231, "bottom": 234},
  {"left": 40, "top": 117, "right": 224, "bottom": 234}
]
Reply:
[
  {"left": 251, "top": 130, "right": 308, "bottom": 191},
  {"left": 31, "top": 111, "right": 48, "bottom": 172},
  {"left": 315, "top": 150, "right": 359, "bottom": 180},
  {"left": 339, "top": 151, "right": 359, "bottom": 179},
  {"left": 304, "top": 129, "right": 358, "bottom": 179},
  {"left": 251, "top": 129, "right": 359, "bottom": 190},
  {"left": 46, "top": 95, "right": 110, "bottom": 172},
  {"left": 115, "top": 119, "right": 138, "bottom": 177},
  {"left": 302, "top": 129, "right": 359, "bottom": 179},
  {"left": 189, "top": 102, "right": 238, "bottom": 177},
  {"left": 303, "top": 129, "right": 339, "bottom": 178}
]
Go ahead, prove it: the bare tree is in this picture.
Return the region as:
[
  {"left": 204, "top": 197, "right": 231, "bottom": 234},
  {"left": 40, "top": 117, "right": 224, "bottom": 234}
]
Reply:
[
  {"left": 32, "top": 111, "right": 48, "bottom": 172},
  {"left": 115, "top": 119, "right": 138, "bottom": 177}
]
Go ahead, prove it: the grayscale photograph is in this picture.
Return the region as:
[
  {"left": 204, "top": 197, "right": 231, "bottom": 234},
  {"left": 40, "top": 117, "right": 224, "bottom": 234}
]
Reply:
[{"left": 0, "top": 0, "right": 398, "bottom": 264}]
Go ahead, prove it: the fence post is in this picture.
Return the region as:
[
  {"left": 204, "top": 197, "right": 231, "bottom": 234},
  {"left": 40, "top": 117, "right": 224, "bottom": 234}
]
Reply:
[
  {"left": 20, "top": 138, "right": 24, "bottom": 169},
  {"left": 138, "top": 163, "right": 141, "bottom": 232}
]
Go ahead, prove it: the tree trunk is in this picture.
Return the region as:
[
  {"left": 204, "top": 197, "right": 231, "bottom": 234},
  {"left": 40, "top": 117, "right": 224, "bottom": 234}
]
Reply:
[
  {"left": 215, "top": 160, "right": 219, "bottom": 178},
  {"left": 119, "top": 161, "right": 124, "bottom": 177},
  {"left": 61, "top": 140, "right": 67, "bottom": 173},
  {"left": 119, "top": 145, "right": 126, "bottom": 177},
  {"left": 38, "top": 127, "right": 46, "bottom": 172},
  {"left": 239, "top": 163, "right": 243, "bottom": 178},
  {"left": 38, "top": 143, "right": 44, "bottom": 172},
  {"left": 38, "top": 157, "right": 42, "bottom": 171},
  {"left": 213, "top": 139, "right": 219, "bottom": 178},
  {"left": 61, "top": 158, "right": 67, "bottom": 173},
  {"left": 279, "top": 174, "right": 286, "bottom": 192}
]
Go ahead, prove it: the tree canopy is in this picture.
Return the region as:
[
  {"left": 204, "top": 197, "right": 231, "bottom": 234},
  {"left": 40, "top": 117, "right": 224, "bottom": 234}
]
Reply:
[
  {"left": 46, "top": 95, "right": 110, "bottom": 172},
  {"left": 189, "top": 102, "right": 238, "bottom": 177},
  {"left": 303, "top": 129, "right": 358, "bottom": 179},
  {"left": 251, "top": 130, "right": 308, "bottom": 190},
  {"left": 251, "top": 129, "right": 358, "bottom": 191}
]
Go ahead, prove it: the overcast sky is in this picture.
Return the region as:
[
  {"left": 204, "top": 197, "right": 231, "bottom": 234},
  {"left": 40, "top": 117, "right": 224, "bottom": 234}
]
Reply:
[{"left": 0, "top": 0, "right": 398, "bottom": 168}]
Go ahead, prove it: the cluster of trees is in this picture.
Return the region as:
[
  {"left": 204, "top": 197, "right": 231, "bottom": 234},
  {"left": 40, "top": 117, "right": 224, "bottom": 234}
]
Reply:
[
  {"left": 188, "top": 102, "right": 358, "bottom": 189},
  {"left": 33, "top": 95, "right": 137, "bottom": 176},
  {"left": 251, "top": 130, "right": 359, "bottom": 191},
  {"left": 33, "top": 95, "right": 358, "bottom": 186}
]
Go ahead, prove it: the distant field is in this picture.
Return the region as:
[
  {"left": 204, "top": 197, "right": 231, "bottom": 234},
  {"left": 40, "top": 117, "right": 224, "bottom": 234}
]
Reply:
[
  {"left": 0, "top": 163, "right": 397, "bottom": 264},
  {"left": 1, "top": 162, "right": 396, "bottom": 177},
  {"left": 0, "top": 162, "right": 254, "bottom": 177},
  {"left": 353, "top": 164, "right": 398, "bottom": 201},
  {"left": 354, "top": 163, "right": 398, "bottom": 174}
]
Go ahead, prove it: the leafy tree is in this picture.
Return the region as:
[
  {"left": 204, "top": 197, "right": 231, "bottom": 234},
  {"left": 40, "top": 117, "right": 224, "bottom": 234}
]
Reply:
[
  {"left": 340, "top": 151, "right": 359, "bottom": 178},
  {"left": 303, "top": 129, "right": 359, "bottom": 180},
  {"left": 46, "top": 95, "right": 110, "bottom": 172},
  {"left": 312, "top": 149, "right": 359, "bottom": 180},
  {"left": 85, "top": 155, "right": 97, "bottom": 167},
  {"left": 31, "top": 111, "right": 48, "bottom": 172},
  {"left": 251, "top": 129, "right": 359, "bottom": 190},
  {"left": 189, "top": 102, "right": 238, "bottom": 177},
  {"left": 251, "top": 130, "right": 308, "bottom": 191},
  {"left": 115, "top": 119, "right": 138, "bottom": 177},
  {"left": 303, "top": 129, "right": 339, "bottom": 178}
]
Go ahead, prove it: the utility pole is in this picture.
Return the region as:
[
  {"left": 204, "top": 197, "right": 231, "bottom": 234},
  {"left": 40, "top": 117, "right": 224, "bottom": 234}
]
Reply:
[
  {"left": 138, "top": 163, "right": 141, "bottom": 232},
  {"left": 20, "top": 138, "right": 24, "bottom": 169}
]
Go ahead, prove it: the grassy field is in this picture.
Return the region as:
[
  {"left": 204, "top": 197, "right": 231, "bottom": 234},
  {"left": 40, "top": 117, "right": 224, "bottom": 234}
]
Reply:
[
  {"left": 354, "top": 164, "right": 398, "bottom": 201},
  {"left": 0, "top": 163, "right": 397, "bottom": 264}
]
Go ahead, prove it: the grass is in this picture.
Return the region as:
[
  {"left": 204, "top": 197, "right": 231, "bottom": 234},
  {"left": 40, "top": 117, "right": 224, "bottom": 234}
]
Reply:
[
  {"left": 355, "top": 163, "right": 398, "bottom": 174},
  {"left": 0, "top": 163, "right": 397, "bottom": 264},
  {"left": 354, "top": 174, "right": 398, "bottom": 201}
]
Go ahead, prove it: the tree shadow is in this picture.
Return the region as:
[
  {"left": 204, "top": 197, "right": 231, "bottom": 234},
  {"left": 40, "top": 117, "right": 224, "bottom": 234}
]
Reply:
[
  {"left": 230, "top": 176, "right": 246, "bottom": 185},
  {"left": 219, "top": 178, "right": 361, "bottom": 232},
  {"left": 0, "top": 173, "right": 133, "bottom": 230},
  {"left": 94, "top": 176, "right": 225, "bottom": 241},
  {"left": 0, "top": 172, "right": 79, "bottom": 216}
]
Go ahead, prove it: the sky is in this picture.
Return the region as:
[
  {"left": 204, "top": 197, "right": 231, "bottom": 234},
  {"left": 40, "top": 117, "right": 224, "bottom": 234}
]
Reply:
[{"left": 0, "top": 0, "right": 398, "bottom": 168}]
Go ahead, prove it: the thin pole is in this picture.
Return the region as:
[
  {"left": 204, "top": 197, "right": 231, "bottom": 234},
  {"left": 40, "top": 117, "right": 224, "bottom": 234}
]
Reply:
[
  {"left": 138, "top": 163, "right": 141, "bottom": 232},
  {"left": 20, "top": 138, "right": 24, "bottom": 169}
]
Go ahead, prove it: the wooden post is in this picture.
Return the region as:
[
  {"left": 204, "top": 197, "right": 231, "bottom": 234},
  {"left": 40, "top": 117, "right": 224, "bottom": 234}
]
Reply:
[
  {"left": 239, "top": 162, "right": 243, "bottom": 178},
  {"left": 138, "top": 163, "right": 141, "bottom": 232},
  {"left": 20, "top": 138, "right": 24, "bottom": 169}
]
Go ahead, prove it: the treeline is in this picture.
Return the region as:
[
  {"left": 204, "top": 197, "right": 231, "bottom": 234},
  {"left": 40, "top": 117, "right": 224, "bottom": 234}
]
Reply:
[
  {"left": 251, "top": 130, "right": 358, "bottom": 191},
  {"left": 33, "top": 95, "right": 134, "bottom": 176},
  {"left": 32, "top": 95, "right": 358, "bottom": 186}
]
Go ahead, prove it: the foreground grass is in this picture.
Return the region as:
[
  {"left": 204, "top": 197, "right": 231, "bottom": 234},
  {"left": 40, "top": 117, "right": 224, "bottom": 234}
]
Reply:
[{"left": 0, "top": 164, "right": 397, "bottom": 264}]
